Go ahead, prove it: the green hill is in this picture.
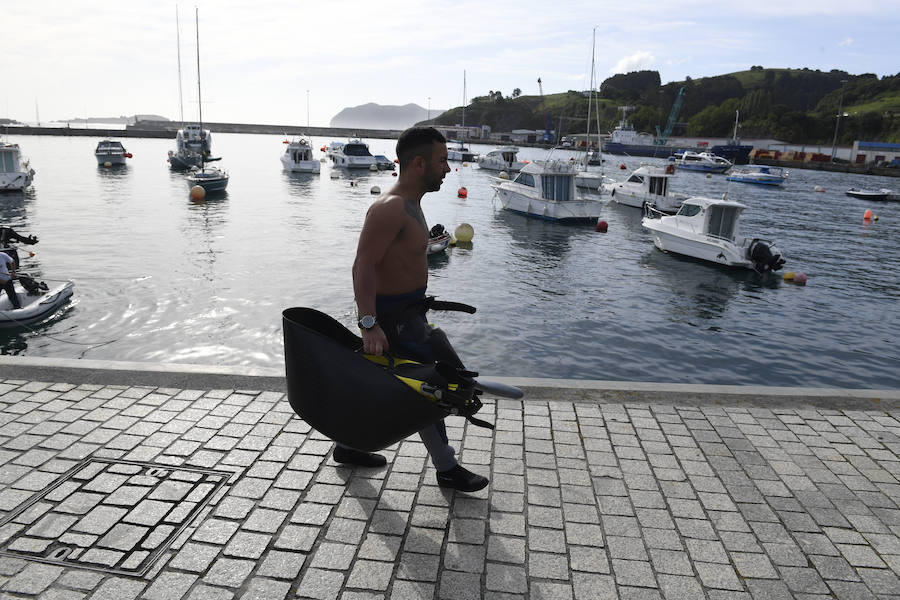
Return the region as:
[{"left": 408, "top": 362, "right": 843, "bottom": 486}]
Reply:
[{"left": 427, "top": 68, "right": 900, "bottom": 144}]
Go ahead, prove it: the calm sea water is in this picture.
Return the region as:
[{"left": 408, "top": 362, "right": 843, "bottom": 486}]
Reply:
[{"left": 2, "top": 132, "right": 898, "bottom": 389}]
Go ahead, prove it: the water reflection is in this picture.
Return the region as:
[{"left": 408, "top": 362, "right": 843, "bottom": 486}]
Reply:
[
  {"left": 183, "top": 195, "right": 228, "bottom": 280},
  {"left": 492, "top": 210, "right": 579, "bottom": 264},
  {"left": 0, "top": 190, "right": 31, "bottom": 222},
  {"left": 283, "top": 171, "right": 319, "bottom": 197}
]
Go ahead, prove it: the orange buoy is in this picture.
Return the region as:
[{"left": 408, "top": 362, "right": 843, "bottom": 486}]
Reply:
[
  {"left": 864, "top": 209, "right": 873, "bottom": 221},
  {"left": 457, "top": 187, "right": 468, "bottom": 198},
  {"left": 320, "top": 146, "right": 326, "bottom": 152},
  {"left": 595, "top": 220, "right": 608, "bottom": 233}
]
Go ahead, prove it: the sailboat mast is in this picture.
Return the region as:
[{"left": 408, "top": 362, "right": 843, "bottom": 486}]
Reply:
[
  {"left": 584, "top": 27, "right": 597, "bottom": 165},
  {"left": 733, "top": 110, "right": 740, "bottom": 141},
  {"left": 195, "top": 7, "right": 203, "bottom": 135},
  {"left": 176, "top": 6, "right": 184, "bottom": 125},
  {"left": 462, "top": 71, "right": 466, "bottom": 133}
]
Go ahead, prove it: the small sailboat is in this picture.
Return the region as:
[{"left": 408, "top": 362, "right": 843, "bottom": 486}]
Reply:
[{"left": 185, "top": 8, "right": 228, "bottom": 195}]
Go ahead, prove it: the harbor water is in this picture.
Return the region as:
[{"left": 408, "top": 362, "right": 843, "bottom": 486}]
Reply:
[{"left": 1, "top": 132, "right": 898, "bottom": 389}]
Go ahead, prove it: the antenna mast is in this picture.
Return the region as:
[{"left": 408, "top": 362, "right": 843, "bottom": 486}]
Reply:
[
  {"left": 176, "top": 6, "right": 185, "bottom": 125},
  {"left": 195, "top": 7, "right": 203, "bottom": 133}
]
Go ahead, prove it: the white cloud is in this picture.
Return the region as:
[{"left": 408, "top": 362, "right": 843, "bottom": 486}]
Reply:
[
  {"left": 611, "top": 51, "right": 656, "bottom": 74},
  {"left": 839, "top": 37, "right": 854, "bottom": 46}
]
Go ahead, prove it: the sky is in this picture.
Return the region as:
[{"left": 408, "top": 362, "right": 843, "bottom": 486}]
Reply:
[{"left": 4, "top": 0, "right": 899, "bottom": 128}]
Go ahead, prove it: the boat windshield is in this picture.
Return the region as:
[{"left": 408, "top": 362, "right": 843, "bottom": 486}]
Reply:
[
  {"left": 677, "top": 204, "right": 702, "bottom": 217},
  {"left": 541, "top": 175, "right": 572, "bottom": 201},
  {"left": 707, "top": 205, "right": 740, "bottom": 240},
  {"left": 513, "top": 172, "right": 535, "bottom": 187},
  {"left": 627, "top": 174, "right": 644, "bottom": 184},
  {"left": 344, "top": 144, "right": 372, "bottom": 157}
]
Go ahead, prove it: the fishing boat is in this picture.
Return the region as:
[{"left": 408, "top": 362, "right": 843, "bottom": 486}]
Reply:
[
  {"left": 492, "top": 160, "right": 603, "bottom": 222},
  {"left": 168, "top": 124, "right": 215, "bottom": 171},
  {"left": 0, "top": 280, "right": 74, "bottom": 328},
  {"left": 95, "top": 140, "right": 132, "bottom": 166},
  {"left": 845, "top": 187, "right": 893, "bottom": 201},
  {"left": 427, "top": 225, "right": 452, "bottom": 255},
  {"left": 603, "top": 163, "right": 686, "bottom": 214},
  {"left": 373, "top": 155, "right": 396, "bottom": 171},
  {"left": 281, "top": 137, "right": 320, "bottom": 173},
  {"left": 477, "top": 146, "right": 526, "bottom": 173},
  {"left": 0, "top": 143, "right": 35, "bottom": 192},
  {"left": 669, "top": 151, "right": 732, "bottom": 174},
  {"left": 726, "top": 165, "right": 788, "bottom": 186},
  {"left": 641, "top": 195, "right": 786, "bottom": 272},
  {"left": 575, "top": 28, "right": 607, "bottom": 192},
  {"left": 330, "top": 139, "right": 376, "bottom": 169}
]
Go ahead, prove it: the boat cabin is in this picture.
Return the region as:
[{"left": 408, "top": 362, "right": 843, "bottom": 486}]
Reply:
[
  {"left": 512, "top": 162, "right": 576, "bottom": 202},
  {"left": 626, "top": 165, "right": 675, "bottom": 197},
  {"left": 343, "top": 141, "right": 373, "bottom": 157},
  {"left": 674, "top": 197, "right": 747, "bottom": 241},
  {"left": 287, "top": 142, "right": 313, "bottom": 162},
  {"left": 95, "top": 140, "right": 126, "bottom": 155},
  {"left": 0, "top": 144, "right": 24, "bottom": 173}
]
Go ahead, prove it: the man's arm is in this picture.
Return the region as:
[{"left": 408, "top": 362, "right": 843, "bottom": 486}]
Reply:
[{"left": 352, "top": 197, "right": 404, "bottom": 355}]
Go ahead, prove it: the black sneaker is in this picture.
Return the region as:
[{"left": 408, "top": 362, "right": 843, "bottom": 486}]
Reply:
[
  {"left": 332, "top": 446, "right": 386, "bottom": 468},
  {"left": 436, "top": 465, "right": 488, "bottom": 492}
]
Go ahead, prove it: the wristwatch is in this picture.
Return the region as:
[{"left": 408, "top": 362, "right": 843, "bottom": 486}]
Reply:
[{"left": 358, "top": 315, "right": 378, "bottom": 330}]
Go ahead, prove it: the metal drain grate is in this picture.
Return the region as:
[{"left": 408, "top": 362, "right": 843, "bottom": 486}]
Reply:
[{"left": 0, "top": 457, "right": 232, "bottom": 576}]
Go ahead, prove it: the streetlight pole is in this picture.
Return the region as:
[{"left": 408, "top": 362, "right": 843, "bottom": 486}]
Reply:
[
  {"left": 830, "top": 80, "right": 848, "bottom": 162},
  {"left": 306, "top": 90, "right": 310, "bottom": 129},
  {"left": 427, "top": 97, "right": 431, "bottom": 122}
]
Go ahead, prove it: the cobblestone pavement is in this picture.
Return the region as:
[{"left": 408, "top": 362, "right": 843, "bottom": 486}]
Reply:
[{"left": 1, "top": 377, "right": 899, "bottom": 600}]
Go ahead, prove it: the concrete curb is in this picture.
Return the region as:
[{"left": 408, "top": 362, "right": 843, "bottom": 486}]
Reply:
[{"left": 1, "top": 355, "right": 898, "bottom": 410}]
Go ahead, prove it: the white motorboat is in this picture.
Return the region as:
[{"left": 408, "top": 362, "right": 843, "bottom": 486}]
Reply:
[
  {"left": 330, "top": 139, "right": 376, "bottom": 169},
  {"left": 574, "top": 169, "right": 615, "bottom": 192},
  {"left": 603, "top": 163, "right": 686, "bottom": 214},
  {"left": 0, "top": 280, "right": 74, "bottom": 328},
  {"left": 447, "top": 140, "right": 477, "bottom": 162},
  {"left": 0, "top": 143, "right": 35, "bottom": 192},
  {"left": 427, "top": 225, "right": 452, "bottom": 255},
  {"left": 492, "top": 160, "right": 603, "bottom": 222},
  {"left": 324, "top": 141, "right": 344, "bottom": 158},
  {"left": 726, "top": 165, "right": 788, "bottom": 186},
  {"left": 478, "top": 146, "right": 526, "bottom": 173},
  {"left": 187, "top": 165, "right": 229, "bottom": 194},
  {"left": 281, "top": 137, "right": 320, "bottom": 173},
  {"left": 670, "top": 151, "right": 732, "bottom": 174},
  {"left": 845, "top": 187, "right": 893, "bottom": 201},
  {"left": 373, "top": 155, "right": 396, "bottom": 171},
  {"left": 95, "top": 140, "right": 132, "bottom": 166},
  {"left": 641, "top": 195, "right": 786, "bottom": 272}
]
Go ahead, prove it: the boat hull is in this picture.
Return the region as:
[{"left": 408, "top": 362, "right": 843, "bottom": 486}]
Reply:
[
  {"left": 95, "top": 154, "right": 127, "bottom": 166},
  {"left": 495, "top": 188, "right": 602, "bottom": 222},
  {"left": 643, "top": 224, "right": 752, "bottom": 269},
  {"left": 168, "top": 151, "right": 204, "bottom": 171},
  {"left": 676, "top": 163, "right": 730, "bottom": 174},
  {"left": 846, "top": 189, "right": 892, "bottom": 201},
  {"left": 0, "top": 172, "right": 34, "bottom": 192},
  {"left": 332, "top": 155, "right": 376, "bottom": 169},
  {"left": 0, "top": 281, "right": 74, "bottom": 328},
  {"left": 281, "top": 156, "right": 321, "bottom": 173}
]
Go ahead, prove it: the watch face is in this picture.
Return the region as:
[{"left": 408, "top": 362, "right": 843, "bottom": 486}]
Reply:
[{"left": 359, "top": 315, "right": 376, "bottom": 329}]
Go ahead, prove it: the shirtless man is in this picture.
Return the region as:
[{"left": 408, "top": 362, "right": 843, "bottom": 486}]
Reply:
[{"left": 343, "top": 127, "right": 488, "bottom": 492}]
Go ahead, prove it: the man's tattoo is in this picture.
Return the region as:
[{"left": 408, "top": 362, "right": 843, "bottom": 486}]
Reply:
[{"left": 404, "top": 200, "right": 428, "bottom": 233}]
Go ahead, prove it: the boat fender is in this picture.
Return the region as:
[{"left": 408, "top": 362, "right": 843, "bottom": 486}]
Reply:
[
  {"left": 665, "top": 163, "right": 675, "bottom": 174},
  {"left": 610, "top": 188, "right": 615, "bottom": 197}
]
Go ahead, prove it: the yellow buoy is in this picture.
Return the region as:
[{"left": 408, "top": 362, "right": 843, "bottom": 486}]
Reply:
[
  {"left": 783, "top": 271, "right": 795, "bottom": 281},
  {"left": 190, "top": 185, "right": 206, "bottom": 201},
  {"left": 104, "top": 161, "right": 112, "bottom": 168},
  {"left": 498, "top": 171, "right": 509, "bottom": 180},
  {"left": 462, "top": 162, "right": 468, "bottom": 167},
  {"left": 454, "top": 223, "right": 474, "bottom": 243}
]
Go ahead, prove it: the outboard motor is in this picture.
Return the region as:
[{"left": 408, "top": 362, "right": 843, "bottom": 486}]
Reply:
[{"left": 748, "top": 239, "right": 786, "bottom": 272}]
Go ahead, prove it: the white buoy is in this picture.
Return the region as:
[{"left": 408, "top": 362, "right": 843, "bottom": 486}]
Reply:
[
  {"left": 369, "top": 164, "right": 378, "bottom": 171},
  {"left": 499, "top": 171, "right": 509, "bottom": 180},
  {"left": 370, "top": 185, "right": 381, "bottom": 194},
  {"left": 330, "top": 171, "right": 339, "bottom": 179}
]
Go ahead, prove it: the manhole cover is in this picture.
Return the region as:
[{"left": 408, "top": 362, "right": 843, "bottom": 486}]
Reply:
[{"left": 0, "top": 457, "right": 231, "bottom": 576}]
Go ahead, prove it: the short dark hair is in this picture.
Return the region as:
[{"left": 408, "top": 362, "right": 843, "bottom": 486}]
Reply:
[{"left": 396, "top": 127, "right": 446, "bottom": 169}]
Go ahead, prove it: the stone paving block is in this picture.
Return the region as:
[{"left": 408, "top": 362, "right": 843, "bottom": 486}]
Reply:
[
  {"left": 571, "top": 572, "right": 616, "bottom": 600},
  {"left": 310, "top": 542, "right": 357, "bottom": 571},
  {"left": 346, "top": 559, "right": 394, "bottom": 591},
  {"left": 485, "top": 562, "right": 527, "bottom": 594},
  {"left": 443, "top": 542, "right": 486, "bottom": 573},
  {"left": 694, "top": 561, "right": 745, "bottom": 591},
  {"left": 142, "top": 571, "right": 198, "bottom": 600},
  {"left": 810, "top": 554, "right": 862, "bottom": 581},
  {"left": 85, "top": 576, "right": 146, "bottom": 600},
  {"left": 298, "top": 567, "right": 346, "bottom": 600},
  {"left": 612, "top": 558, "right": 656, "bottom": 588},
  {"left": 396, "top": 552, "right": 440, "bottom": 582}
]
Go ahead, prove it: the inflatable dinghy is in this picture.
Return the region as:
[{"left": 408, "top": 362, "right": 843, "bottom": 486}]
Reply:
[{"left": 283, "top": 307, "right": 504, "bottom": 452}]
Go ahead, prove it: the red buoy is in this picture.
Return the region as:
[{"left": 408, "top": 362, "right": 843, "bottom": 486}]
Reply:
[
  {"left": 596, "top": 220, "right": 608, "bottom": 232},
  {"left": 619, "top": 163, "right": 627, "bottom": 170},
  {"left": 458, "top": 186, "right": 468, "bottom": 198}
]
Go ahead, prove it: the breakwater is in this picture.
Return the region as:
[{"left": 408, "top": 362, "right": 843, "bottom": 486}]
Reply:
[{"left": 753, "top": 157, "right": 900, "bottom": 178}]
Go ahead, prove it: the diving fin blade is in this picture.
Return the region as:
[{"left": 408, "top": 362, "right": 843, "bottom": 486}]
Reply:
[{"left": 474, "top": 378, "right": 524, "bottom": 399}]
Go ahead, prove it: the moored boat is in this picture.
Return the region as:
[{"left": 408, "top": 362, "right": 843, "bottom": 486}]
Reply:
[
  {"left": 447, "top": 140, "right": 478, "bottom": 162},
  {"left": 95, "top": 140, "right": 132, "bottom": 166},
  {"left": 477, "top": 146, "right": 526, "bottom": 173},
  {"left": 726, "top": 164, "right": 788, "bottom": 186},
  {"left": 670, "top": 151, "right": 732, "bottom": 174},
  {"left": 187, "top": 165, "right": 229, "bottom": 194},
  {"left": 330, "top": 139, "right": 376, "bottom": 169},
  {"left": 281, "top": 137, "right": 320, "bottom": 173},
  {"left": 845, "top": 187, "right": 893, "bottom": 201},
  {"left": 603, "top": 163, "right": 686, "bottom": 214},
  {"left": 641, "top": 195, "right": 785, "bottom": 272},
  {"left": 0, "top": 143, "right": 35, "bottom": 192},
  {"left": 492, "top": 160, "right": 603, "bottom": 222}
]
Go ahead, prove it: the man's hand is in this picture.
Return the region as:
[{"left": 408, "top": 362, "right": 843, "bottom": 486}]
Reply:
[{"left": 361, "top": 325, "right": 389, "bottom": 356}]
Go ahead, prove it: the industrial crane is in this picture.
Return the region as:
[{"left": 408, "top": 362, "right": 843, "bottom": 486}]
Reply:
[{"left": 655, "top": 86, "right": 685, "bottom": 145}]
